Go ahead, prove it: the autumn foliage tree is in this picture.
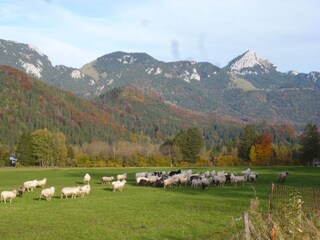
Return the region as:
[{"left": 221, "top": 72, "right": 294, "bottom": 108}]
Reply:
[{"left": 250, "top": 131, "right": 273, "bottom": 165}]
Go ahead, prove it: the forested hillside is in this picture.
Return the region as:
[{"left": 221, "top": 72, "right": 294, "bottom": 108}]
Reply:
[{"left": 0, "top": 65, "right": 126, "bottom": 145}]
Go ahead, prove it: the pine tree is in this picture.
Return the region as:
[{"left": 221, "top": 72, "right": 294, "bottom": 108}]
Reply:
[
  {"left": 174, "top": 128, "right": 204, "bottom": 163},
  {"left": 238, "top": 125, "right": 259, "bottom": 162},
  {"left": 16, "top": 132, "right": 35, "bottom": 166},
  {"left": 301, "top": 124, "right": 320, "bottom": 165}
]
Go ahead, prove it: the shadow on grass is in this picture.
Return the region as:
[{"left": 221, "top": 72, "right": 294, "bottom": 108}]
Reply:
[{"left": 103, "top": 187, "right": 113, "bottom": 192}]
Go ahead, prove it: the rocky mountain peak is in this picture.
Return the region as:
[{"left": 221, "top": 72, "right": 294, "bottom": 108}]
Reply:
[{"left": 227, "top": 50, "right": 275, "bottom": 74}]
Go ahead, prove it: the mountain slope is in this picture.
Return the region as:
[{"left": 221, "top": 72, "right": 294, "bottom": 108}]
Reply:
[
  {"left": 0, "top": 39, "right": 98, "bottom": 98},
  {"left": 0, "top": 65, "right": 126, "bottom": 145}
]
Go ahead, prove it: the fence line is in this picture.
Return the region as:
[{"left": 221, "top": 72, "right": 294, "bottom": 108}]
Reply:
[{"left": 269, "top": 182, "right": 320, "bottom": 218}]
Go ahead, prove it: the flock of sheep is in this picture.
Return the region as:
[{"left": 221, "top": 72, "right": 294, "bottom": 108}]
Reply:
[
  {"left": 0, "top": 169, "right": 289, "bottom": 203},
  {"left": 134, "top": 168, "right": 259, "bottom": 189}
]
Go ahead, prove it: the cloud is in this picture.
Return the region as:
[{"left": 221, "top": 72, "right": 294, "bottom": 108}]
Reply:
[{"left": 0, "top": 0, "right": 319, "bottom": 72}]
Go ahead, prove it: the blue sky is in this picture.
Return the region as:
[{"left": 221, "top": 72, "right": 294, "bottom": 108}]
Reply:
[{"left": 0, "top": 0, "right": 319, "bottom": 72}]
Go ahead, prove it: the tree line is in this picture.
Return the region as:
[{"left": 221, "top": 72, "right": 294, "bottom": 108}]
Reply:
[{"left": 0, "top": 124, "right": 319, "bottom": 167}]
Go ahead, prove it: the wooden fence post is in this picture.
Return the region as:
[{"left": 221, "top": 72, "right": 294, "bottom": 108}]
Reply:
[
  {"left": 268, "top": 182, "right": 275, "bottom": 221},
  {"left": 243, "top": 211, "right": 250, "bottom": 240}
]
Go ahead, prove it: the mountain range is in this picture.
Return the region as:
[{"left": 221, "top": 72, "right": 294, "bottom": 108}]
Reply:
[{"left": 1, "top": 38, "right": 319, "bottom": 128}]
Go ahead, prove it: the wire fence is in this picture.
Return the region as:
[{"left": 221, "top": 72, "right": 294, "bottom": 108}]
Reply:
[{"left": 269, "top": 182, "right": 320, "bottom": 216}]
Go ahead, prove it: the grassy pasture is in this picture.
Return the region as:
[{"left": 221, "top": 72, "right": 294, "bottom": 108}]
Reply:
[{"left": 0, "top": 166, "right": 319, "bottom": 240}]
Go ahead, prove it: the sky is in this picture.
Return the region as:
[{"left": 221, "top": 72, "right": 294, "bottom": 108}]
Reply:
[{"left": 0, "top": 0, "right": 319, "bottom": 73}]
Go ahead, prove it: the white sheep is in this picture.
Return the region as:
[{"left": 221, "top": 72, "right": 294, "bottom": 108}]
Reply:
[
  {"left": 79, "top": 184, "right": 91, "bottom": 197},
  {"left": 17, "top": 186, "right": 26, "bottom": 197},
  {"left": 117, "top": 173, "right": 127, "bottom": 181},
  {"left": 191, "top": 179, "right": 202, "bottom": 189},
  {"left": 83, "top": 173, "right": 91, "bottom": 184},
  {"left": 164, "top": 177, "right": 176, "bottom": 188},
  {"left": 178, "top": 175, "right": 189, "bottom": 186},
  {"left": 201, "top": 178, "right": 210, "bottom": 189},
  {"left": 36, "top": 178, "right": 47, "bottom": 188},
  {"left": 278, "top": 171, "right": 289, "bottom": 183},
  {"left": 1, "top": 190, "right": 17, "bottom": 203},
  {"left": 60, "top": 186, "right": 82, "bottom": 199},
  {"left": 203, "top": 171, "right": 211, "bottom": 178},
  {"left": 101, "top": 176, "right": 114, "bottom": 185},
  {"left": 241, "top": 168, "right": 251, "bottom": 178},
  {"left": 249, "top": 172, "right": 258, "bottom": 182},
  {"left": 23, "top": 180, "right": 38, "bottom": 192},
  {"left": 135, "top": 172, "right": 147, "bottom": 178},
  {"left": 136, "top": 177, "right": 149, "bottom": 185},
  {"left": 230, "top": 173, "right": 246, "bottom": 186},
  {"left": 147, "top": 175, "right": 160, "bottom": 184},
  {"left": 112, "top": 180, "right": 126, "bottom": 192},
  {"left": 213, "top": 175, "right": 226, "bottom": 187},
  {"left": 39, "top": 187, "right": 55, "bottom": 201},
  {"left": 181, "top": 169, "right": 192, "bottom": 176},
  {"left": 216, "top": 171, "right": 226, "bottom": 177}
]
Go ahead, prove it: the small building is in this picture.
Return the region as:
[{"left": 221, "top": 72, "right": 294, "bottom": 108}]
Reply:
[{"left": 313, "top": 158, "right": 320, "bottom": 167}]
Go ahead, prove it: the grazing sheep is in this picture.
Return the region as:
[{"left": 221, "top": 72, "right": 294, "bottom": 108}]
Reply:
[
  {"left": 164, "top": 177, "right": 176, "bottom": 188},
  {"left": 117, "top": 173, "right": 127, "bottom": 181},
  {"left": 152, "top": 179, "right": 164, "bottom": 188},
  {"left": 201, "top": 178, "right": 210, "bottom": 189},
  {"left": 230, "top": 173, "right": 246, "bottom": 186},
  {"left": 241, "top": 168, "right": 251, "bottom": 178},
  {"left": 136, "top": 177, "right": 149, "bottom": 185},
  {"left": 23, "top": 180, "right": 38, "bottom": 192},
  {"left": 191, "top": 179, "right": 202, "bottom": 189},
  {"left": 181, "top": 169, "right": 192, "bottom": 176},
  {"left": 39, "top": 187, "right": 55, "bottom": 201},
  {"left": 213, "top": 175, "right": 226, "bottom": 187},
  {"left": 36, "top": 178, "right": 47, "bottom": 188},
  {"left": 216, "top": 171, "right": 226, "bottom": 177},
  {"left": 278, "top": 171, "right": 289, "bottom": 183},
  {"left": 249, "top": 172, "right": 258, "bottom": 182},
  {"left": 101, "top": 176, "right": 114, "bottom": 185},
  {"left": 79, "top": 184, "right": 91, "bottom": 197},
  {"left": 147, "top": 175, "right": 160, "bottom": 184},
  {"left": 112, "top": 180, "right": 126, "bottom": 192},
  {"left": 169, "top": 170, "right": 181, "bottom": 176},
  {"left": 189, "top": 174, "right": 201, "bottom": 182},
  {"left": 83, "top": 173, "right": 91, "bottom": 184},
  {"left": 137, "top": 179, "right": 149, "bottom": 186},
  {"left": 1, "top": 190, "right": 17, "bottom": 203},
  {"left": 17, "top": 186, "right": 26, "bottom": 197},
  {"left": 135, "top": 172, "right": 147, "bottom": 178},
  {"left": 203, "top": 171, "right": 211, "bottom": 178},
  {"left": 60, "top": 186, "right": 82, "bottom": 199},
  {"left": 178, "top": 175, "right": 189, "bottom": 187},
  {"left": 154, "top": 171, "right": 166, "bottom": 177}
]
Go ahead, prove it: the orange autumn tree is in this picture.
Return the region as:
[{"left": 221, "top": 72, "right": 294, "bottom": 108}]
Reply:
[{"left": 250, "top": 131, "right": 273, "bottom": 166}]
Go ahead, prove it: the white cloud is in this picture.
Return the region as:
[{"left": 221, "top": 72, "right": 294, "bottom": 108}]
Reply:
[{"left": 0, "top": 0, "right": 319, "bottom": 72}]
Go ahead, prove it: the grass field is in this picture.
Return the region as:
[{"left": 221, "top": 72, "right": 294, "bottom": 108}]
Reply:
[{"left": 0, "top": 166, "right": 319, "bottom": 240}]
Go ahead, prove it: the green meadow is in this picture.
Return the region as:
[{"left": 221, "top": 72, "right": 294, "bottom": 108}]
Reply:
[{"left": 0, "top": 166, "right": 319, "bottom": 240}]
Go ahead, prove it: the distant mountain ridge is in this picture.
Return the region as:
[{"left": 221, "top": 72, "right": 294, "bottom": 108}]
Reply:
[{"left": 0, "top": 39, "right": 319, "bottom": 126}]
